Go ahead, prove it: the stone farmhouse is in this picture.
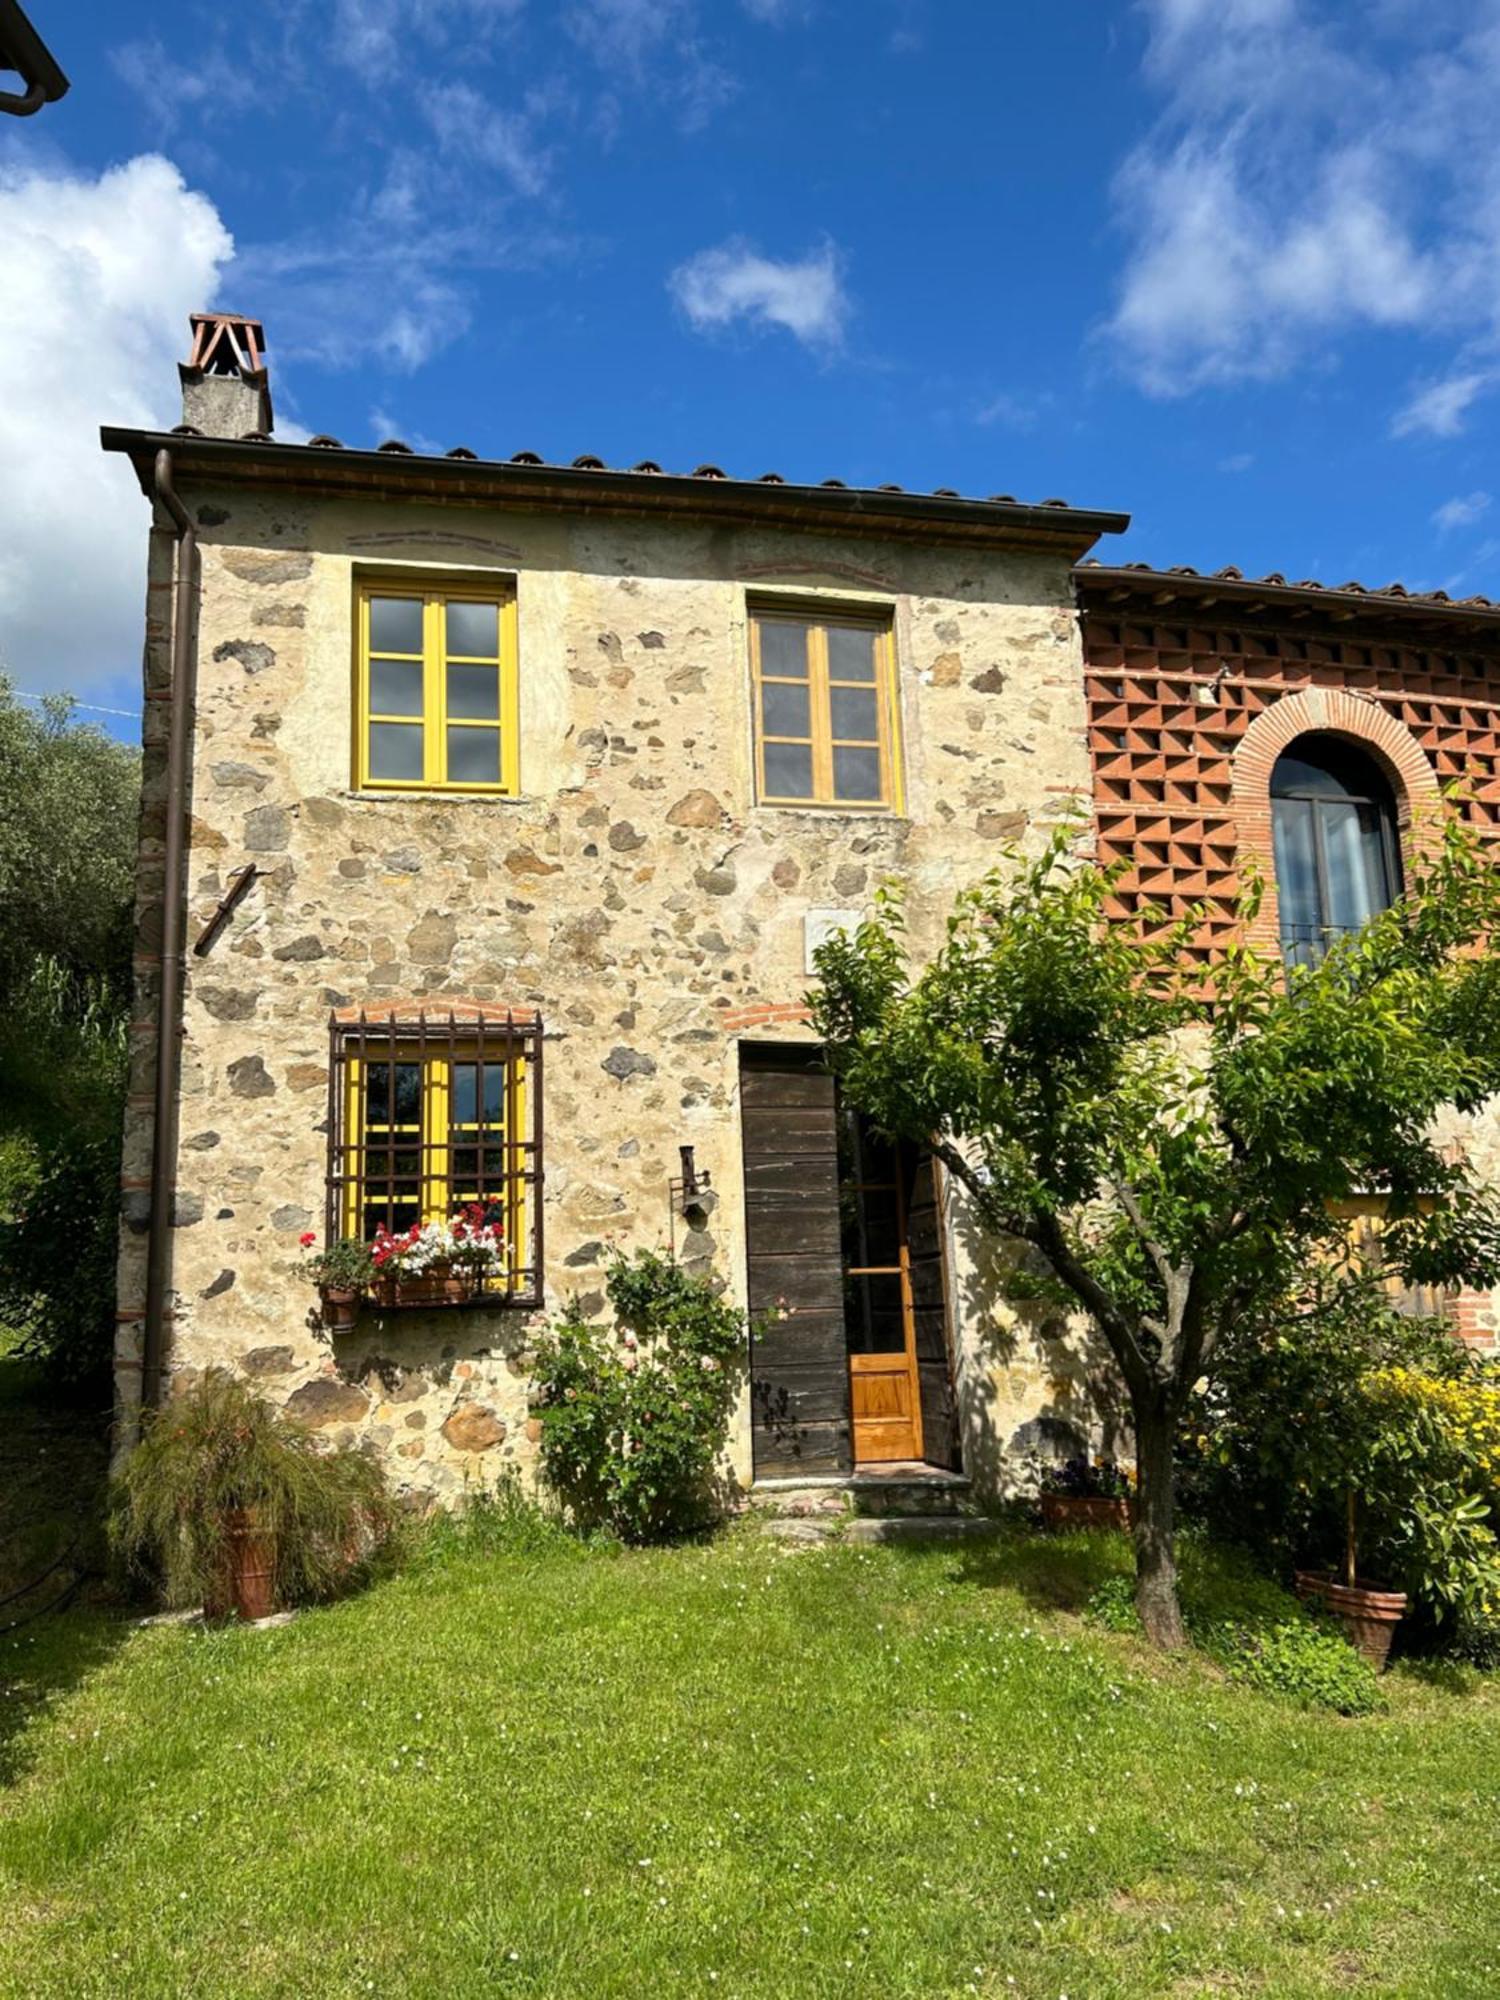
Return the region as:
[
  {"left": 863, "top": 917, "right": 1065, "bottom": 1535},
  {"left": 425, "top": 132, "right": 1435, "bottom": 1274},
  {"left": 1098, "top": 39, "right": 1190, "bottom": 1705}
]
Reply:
[{"left": 103, "top": 313, "right": 1500, "bottom": 1505}]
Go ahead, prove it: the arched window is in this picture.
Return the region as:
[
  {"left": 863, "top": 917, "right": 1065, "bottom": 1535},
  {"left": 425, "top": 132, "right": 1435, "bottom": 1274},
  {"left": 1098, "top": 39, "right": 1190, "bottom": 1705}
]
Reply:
[{"left": 1271, "top": 734, "right": 1402, "bottom": 968}]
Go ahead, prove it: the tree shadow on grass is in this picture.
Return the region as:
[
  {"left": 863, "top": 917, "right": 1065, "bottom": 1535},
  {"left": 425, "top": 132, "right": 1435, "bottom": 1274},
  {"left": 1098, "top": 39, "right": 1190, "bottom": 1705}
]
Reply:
[
  {"left": 0, "top": 1610, "right": 133, "bottom": 1788},
  {"left": 888, "top": 1522, "right": 1134, "bottom": 1619}
]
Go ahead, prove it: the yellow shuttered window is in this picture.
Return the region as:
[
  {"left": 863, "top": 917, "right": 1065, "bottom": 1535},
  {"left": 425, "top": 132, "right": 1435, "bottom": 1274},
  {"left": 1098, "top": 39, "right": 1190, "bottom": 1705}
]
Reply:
[
  {"left": 328, "top": 1010, "right": 542, "bottom": 1306},
  {"left": 749, "top": 605, "right": 901, "bottom": 810},
  {"left": 355, "top": 581, "right": 519, "bottom": 794}
]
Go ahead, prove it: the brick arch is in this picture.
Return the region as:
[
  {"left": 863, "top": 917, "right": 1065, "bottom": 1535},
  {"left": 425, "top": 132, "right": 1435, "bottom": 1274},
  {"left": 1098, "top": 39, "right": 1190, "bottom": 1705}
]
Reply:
[{"left": 1232, "top": 689, "right": 1442, "bottom": 952}]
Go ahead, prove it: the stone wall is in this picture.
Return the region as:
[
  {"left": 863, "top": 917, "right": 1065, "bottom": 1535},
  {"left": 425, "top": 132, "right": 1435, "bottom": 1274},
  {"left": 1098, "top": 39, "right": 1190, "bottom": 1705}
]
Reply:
[{"left": 117, "top": 481, "right": 1111, "bottom": 1500}]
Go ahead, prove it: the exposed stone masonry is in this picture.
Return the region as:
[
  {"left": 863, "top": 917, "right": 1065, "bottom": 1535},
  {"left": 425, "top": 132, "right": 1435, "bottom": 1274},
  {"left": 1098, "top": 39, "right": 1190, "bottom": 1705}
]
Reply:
[{"left": 117, "top": 488, "right": 1111, "bottom": 1499}]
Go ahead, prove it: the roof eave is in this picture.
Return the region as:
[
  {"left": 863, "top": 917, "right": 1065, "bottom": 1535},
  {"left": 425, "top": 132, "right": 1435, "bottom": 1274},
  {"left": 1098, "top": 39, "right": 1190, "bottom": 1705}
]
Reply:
[
  {"left": 101, "top": 428, "right": 1130, "bottom": 558},
  {"left": 1075, "top": 563, "right": 1500, "bottom": 640}
]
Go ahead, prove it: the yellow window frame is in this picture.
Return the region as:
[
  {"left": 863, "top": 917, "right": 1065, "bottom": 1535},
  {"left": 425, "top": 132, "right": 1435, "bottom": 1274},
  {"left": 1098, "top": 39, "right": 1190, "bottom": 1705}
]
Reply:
[
  {"left": 339, "top": 1044, "right": 529, "bottom": 1289},
  {"left": 749, "top": 605, "right": 902, "bottom": 812},
  {"left": 354, "top": 580, "right": 520, "bottom": 795}
]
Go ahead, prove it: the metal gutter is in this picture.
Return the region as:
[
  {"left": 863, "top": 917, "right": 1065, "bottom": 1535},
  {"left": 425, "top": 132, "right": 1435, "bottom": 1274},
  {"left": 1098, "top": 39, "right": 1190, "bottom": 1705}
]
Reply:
[
  {"left": 100, "top": 428, "right": 1131, "bottom": 558},
  {"left": 0, "top": 0, "right": 69, "bottom": 114},
  {"left": 140, "top": 449, "right": 199, "bottom": 1412}
]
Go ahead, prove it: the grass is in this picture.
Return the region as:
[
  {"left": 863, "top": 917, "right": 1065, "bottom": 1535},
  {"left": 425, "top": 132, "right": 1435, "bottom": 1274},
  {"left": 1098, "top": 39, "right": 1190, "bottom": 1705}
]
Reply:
[{"left": 0, "top": 1519, "right": 1497, "bottom": 1999}]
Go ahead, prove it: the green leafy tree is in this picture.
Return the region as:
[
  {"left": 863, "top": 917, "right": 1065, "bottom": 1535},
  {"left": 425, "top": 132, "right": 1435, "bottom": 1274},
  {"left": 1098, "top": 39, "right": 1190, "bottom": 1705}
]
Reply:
[
  {"left": 0, "top": 677, "right": 140, "bottom": 1387},
  {"left": 811, "top": 816, "right": 1500, "bottom": 1648}
]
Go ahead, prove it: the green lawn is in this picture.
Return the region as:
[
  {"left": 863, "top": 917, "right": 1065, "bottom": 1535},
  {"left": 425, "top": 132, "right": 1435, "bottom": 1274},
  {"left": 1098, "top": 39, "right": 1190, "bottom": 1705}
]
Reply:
[{"left": 1, "top": 1522, "right": 1497, "bottom": 1999}]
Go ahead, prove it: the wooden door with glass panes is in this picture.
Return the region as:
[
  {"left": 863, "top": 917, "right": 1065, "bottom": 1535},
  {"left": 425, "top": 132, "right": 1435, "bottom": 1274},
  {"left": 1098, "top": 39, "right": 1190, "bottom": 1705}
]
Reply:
[{"left": 839, "top": 1106, "right": 923, "bottom": 1464}]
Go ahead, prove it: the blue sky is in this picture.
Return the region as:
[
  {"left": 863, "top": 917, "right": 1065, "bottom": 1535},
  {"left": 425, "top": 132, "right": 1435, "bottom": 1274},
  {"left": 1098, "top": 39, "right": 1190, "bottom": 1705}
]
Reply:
[{"left": 3, "top": 0, "right": 1500, "bottom": 733}]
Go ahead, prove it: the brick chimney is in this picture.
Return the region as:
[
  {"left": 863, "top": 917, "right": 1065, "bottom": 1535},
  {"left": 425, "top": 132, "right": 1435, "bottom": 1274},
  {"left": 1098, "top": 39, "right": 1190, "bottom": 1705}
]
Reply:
[{"left": 178, "top": 311, "right": 274, "bottom": 438}]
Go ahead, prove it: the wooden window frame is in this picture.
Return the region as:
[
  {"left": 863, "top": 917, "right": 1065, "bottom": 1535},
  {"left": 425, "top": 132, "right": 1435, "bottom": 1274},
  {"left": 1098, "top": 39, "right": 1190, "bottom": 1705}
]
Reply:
[
  {"left": 325, "top": 1009, "right": 543, "bottom": 1308},
  {"left": 353, "top": 575, "right": 520, "bottom": 795},
  {"left": 748, "top": 600, "right": 902, "bottom": 812}
]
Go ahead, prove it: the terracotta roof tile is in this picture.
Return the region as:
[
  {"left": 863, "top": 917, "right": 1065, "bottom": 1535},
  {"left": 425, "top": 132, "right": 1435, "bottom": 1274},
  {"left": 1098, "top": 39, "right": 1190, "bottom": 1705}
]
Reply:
[{"left": 1077, "top": 557, "right": 1497, "bottom": 614}]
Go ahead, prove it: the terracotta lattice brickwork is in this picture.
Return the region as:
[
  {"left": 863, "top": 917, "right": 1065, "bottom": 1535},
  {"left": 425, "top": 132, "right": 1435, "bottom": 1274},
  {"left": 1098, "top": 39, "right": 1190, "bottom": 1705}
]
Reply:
[{"left": 1082, "top": 608, "right": 1500, "bottom": 968}]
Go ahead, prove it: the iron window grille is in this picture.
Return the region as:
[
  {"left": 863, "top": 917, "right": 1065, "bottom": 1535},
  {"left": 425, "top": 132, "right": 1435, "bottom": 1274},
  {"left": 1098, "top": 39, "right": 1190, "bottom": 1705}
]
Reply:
[{"left": 325, "top": 1007, "right": 543, "bottom": 1308}]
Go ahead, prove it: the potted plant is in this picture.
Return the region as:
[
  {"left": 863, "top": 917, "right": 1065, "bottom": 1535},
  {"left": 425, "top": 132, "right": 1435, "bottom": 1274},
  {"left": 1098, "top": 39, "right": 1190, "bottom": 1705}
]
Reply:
[
  {"left": 110, "top": 1373, "right": 395, "bottom": 1622},
  {"left": 449, "top": 1203, "right": 507, "bottom": 1300},
  {"left": 1294, "top": 1488, "right": 1409, "bottom": 1669},
  {"left": 1036, "top": 1453, "right": 1136, "bottom": 1532},
  {"left": 369, "top": 1220, "right": 458, "bottom": 1305},
  {"left": 296, "top": 1232, "right": 374, "bottom": 1329}
]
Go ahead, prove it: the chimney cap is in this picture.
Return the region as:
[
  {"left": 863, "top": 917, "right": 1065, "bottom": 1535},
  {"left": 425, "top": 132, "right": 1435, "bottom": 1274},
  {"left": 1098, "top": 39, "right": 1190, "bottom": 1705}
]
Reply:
[
  {"left": 185, "top": 311, "right": 268, "bottom": 378},
  {"left": 179, "top": 311, "right": 274, "bottom": 436}
]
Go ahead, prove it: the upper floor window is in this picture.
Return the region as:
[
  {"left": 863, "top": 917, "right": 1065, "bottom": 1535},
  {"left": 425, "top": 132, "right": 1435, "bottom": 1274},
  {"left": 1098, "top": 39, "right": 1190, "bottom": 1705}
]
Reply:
[
  {"left": 355, "top": 581, "right": 518, "bottom": 794},
  {"left": 749, "top": 605, "right": 900, "bottom": 810},
  {"left": 1271, "top": 733, "right": 1402, "bottom": 969}
]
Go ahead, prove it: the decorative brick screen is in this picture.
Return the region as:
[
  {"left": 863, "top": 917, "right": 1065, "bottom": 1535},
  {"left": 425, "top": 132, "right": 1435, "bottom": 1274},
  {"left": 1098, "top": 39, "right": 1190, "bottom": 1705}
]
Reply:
[{"left": 1081, "top": 596, "right": 1500, "bottom": 969}]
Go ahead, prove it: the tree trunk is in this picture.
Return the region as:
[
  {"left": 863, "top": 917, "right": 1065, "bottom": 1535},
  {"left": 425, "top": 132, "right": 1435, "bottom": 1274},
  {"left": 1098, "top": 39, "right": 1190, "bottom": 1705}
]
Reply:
[{"left": 1130, "top": 1384, "right": 1187, "bottom": 1650}]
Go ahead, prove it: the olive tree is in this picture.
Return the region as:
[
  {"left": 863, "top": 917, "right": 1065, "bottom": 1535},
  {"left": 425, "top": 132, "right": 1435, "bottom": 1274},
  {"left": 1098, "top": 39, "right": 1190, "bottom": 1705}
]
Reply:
[{"left": 810, "top": 818, "right": 1500, "bottom": 1648}]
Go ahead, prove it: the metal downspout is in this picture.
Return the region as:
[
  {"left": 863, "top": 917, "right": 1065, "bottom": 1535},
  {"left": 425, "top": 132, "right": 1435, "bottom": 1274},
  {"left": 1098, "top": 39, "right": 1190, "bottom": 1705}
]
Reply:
[{"left": 141, "top": 449, "right": 198, "bottom": 1413}]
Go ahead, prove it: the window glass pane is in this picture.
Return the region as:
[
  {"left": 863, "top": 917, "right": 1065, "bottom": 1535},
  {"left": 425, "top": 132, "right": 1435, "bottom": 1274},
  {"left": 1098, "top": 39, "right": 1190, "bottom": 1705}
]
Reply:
[
  {"left": 830, "top": 685, "right": 879, "bottom": 743},
  {"left": 445, "top": 601, "right": 500, "bottom": 657},
  {"left": 447, "top": 662, "right": 500, "bottom": 720},
  {"left": 452, "top": 1061, "right": 506, "bottom": 1127},
  {"left": 365, "top": 1062, "right": 422, "bottom": 1128},
  {"left": 763, "top": 740, "right": 814, "bottom": 799},
  {"left": 827, "top": 626, "right": 878, "bottom": 682},
  {"left": 446, "top": 727, "right": 501, "bottom": 785},
  {"left": 833, "top": 745, "right": 882, "bottom": 802},
  {"left": 1272, "top": 797, "right": 1322, "bottom": 966},
  {"left": 758, "top": 621, "right": 809, "bottom": 679},
  {"left": 1322, "top": 800, "right": 1388, "bottom": 932},
  {"left": 369, "top": 598, "right": 423, "bottom": 653},
  {"left": 369, "top": 657, "right": 424, "bottom": 715},
  {"left": 843, "top": 1272, "right": 906, "bottom": 1354},
  {"left": 761, "top": 680, "right": 811, "bottom": 738},
  {"left": 368, "top": 722, "right": 425, "bottom": 781}
]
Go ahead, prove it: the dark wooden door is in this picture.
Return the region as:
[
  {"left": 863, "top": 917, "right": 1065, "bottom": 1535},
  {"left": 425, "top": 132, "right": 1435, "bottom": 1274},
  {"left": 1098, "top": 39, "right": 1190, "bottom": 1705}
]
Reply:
[{"left": 741, "top": 1046, "right": 851, "bottom": 1477}]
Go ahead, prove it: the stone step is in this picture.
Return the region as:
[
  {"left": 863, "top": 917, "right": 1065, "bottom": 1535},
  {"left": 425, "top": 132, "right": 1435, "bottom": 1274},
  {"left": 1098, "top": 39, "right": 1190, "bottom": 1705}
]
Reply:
[
  {"left": 758, "top": 1513, "right": 1004, "bottom": 1548},
  {"left": 749, "top": 1465, "right": 974, "bottom": 1520}
]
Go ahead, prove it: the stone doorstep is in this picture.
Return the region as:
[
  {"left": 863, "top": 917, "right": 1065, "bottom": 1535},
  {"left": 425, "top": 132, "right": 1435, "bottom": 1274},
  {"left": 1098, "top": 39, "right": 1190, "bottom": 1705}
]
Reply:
[
  {"left": 759, "top": 1514, "right": 1003, "bottom": 1548},
  {"left": 746, "top": 1465, "right": 974, "bottom": 1521}
]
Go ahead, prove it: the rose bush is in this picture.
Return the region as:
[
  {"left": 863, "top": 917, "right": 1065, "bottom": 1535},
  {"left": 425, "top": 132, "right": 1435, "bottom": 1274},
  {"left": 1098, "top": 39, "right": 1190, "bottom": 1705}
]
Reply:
[{"left": 530, "top": 1248, "right": 747, "bottom": 1541}]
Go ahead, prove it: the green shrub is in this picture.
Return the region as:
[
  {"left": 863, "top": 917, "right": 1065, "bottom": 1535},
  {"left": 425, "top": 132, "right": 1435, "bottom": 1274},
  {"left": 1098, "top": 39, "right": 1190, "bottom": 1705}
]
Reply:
[
  {"left": 530, "top": 1248, "right": 747, "bottom": 1542},
  {"left": 111, "top": 1373, "right": 398, "bottom": 1610},
  {"left": 1087, "top": 1541, "right": 1382, "bottom": 1715}
]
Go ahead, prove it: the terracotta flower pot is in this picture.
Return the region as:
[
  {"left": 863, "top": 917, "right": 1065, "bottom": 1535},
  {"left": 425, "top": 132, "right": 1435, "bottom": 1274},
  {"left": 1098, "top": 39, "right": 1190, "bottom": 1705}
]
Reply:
[
  {"left": 1294, "top": 1570, "right": 1407, "bottom": 1669},
  {"left": 214, "top": 1506, "right": 277, "bottom": 1622},
  {"left": 319, "top": 1285, "right": 361, "bottom": 1330},
  {"left": 1040, "top": 1493, "right": 1135, "bottom": 1533},
  {"left": 444, "top": 1268, "right": 474, "bottom": 1303}
]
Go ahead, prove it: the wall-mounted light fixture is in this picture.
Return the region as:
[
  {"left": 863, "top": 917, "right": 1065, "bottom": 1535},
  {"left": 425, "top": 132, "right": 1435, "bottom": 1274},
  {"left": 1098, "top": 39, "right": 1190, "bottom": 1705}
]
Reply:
[{"left": 668, "top": 1144, "right": 716, "bottom": 1252}]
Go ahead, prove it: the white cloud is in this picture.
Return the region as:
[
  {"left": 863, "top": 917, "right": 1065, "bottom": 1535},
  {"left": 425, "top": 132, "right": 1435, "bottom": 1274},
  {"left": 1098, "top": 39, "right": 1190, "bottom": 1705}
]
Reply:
[
  {"left": 1433, "top": 490, "right": 1492, "bottom": 533},
  {"left": 669, "top": 238, "right": 846, "bottom": 348},
  {"left": 564, "top": 0, "right": 736, "bottom": 130},
  {"left": 110, "top": 40, "right": 258, "bottom": 130},
  {"left": 1218, "top": 452, "right": 1254, "bottom": 473},
  {"left": 1108, "top": 4, "right": 1500, "bottom": 405},
  {"left": 1392, "top": 369, "right": 1497, "bottom": 440},
  {"left": 418, "top": 81, "right": 554, "bottom": 196},
  {"left": 975, "top": 391, "right": 1047, "bottom": 431},
  {"left": 0, "top": 154, "right": 233, "bottom": 701},
  {"left": 329, "top": 0, "right": 526, "bottom": 84}
]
